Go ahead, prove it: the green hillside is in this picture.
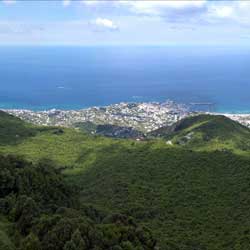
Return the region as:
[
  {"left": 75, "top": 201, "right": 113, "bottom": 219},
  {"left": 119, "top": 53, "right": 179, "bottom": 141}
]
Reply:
[
  {"left": 2, "top": 112, "right": 250, "bottom": 249},
  {"left": 75, "top": 121, "right": 145, "bottom": 139},
  {"left": 75, "top": 145, "right": 250, "bottom": 249},
  {"left": 0, "top": 111, "right": 36, "bottom": 145},
  {"left": 150, "top": 114, "right": 250, "bottom": 151},
  {"left": 0, "top": 111, "right": 66, "bottom": 146},
  {"left": 0, "top": 155, "right": 156, "bottom": 250}
]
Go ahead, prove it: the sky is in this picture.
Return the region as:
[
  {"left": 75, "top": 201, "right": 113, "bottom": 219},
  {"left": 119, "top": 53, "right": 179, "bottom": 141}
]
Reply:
[{"left": 0, "top": 0, "right": 250, "bottom": 46}]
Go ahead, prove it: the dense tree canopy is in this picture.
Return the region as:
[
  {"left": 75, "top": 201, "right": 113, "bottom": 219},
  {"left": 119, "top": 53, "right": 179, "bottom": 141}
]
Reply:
[
  {"left": 2, "top": 111, "right": 250, "bottom": 249},
  {"left": 0, "top": 155, "right": 156, "bottom": 250}
]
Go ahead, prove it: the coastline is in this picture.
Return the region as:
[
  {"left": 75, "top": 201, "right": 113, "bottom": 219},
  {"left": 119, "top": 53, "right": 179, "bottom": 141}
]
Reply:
[
  {"left": 2, "top": 100, "right": 250, "bottom": 132},
  {"left": 2, "top": 100, "right": 250, "bottom": 114}
]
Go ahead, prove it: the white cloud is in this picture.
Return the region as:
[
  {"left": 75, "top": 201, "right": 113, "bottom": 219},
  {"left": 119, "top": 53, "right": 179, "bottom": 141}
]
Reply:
[
  {"left": 80, "top": 0, "right": 208, "bottom": 23},
  {"left": 120, "top": 0, "right": 206, "bottom": 16},
  {"left": 79, "top": 0, "right": 250, "bottom": 27},
  {"left": 213, "top": 6, "right": 234, "bottom": 18},
  {"left": 1, "top": 0, "right": 16, "bottom": 5},
  {"left": 81, "top": 0, "right": 206, "bottom": 11},
  {"left": 208, "top": 3, "right": 235, "bottom": 20},
  {"left": 62, "top": 0, "right": 71, "bottom": 7},
  {"left": 206, "top": 1, "right": 250, "bottom": 26},
  {"left": 91, "top": 18, "right": 119, "bottom": 31},
  {"left": 82, "top": 0, "right": 100, "bottom": 6}
]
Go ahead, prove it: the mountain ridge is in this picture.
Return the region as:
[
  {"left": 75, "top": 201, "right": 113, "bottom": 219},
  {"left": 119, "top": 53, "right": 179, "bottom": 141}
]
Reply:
[{"left": 2, "top": 111, "right": 250, "bottom": 249}]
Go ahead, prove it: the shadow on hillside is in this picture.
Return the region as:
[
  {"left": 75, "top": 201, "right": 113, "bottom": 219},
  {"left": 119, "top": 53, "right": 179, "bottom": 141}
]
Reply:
[
  {"left": 73, "top": 143, "right": 250, "bottom": 249},
  {"left": 0, "top": 111, "right": 65, "bottom": 146}
]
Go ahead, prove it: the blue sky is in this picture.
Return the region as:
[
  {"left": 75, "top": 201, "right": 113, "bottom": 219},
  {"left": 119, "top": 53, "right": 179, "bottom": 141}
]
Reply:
[{"left": 0, "top": 0, "right": 250, "bottom": 46}]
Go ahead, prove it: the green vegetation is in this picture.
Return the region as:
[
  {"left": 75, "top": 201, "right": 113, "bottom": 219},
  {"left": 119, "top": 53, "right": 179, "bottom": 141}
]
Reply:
[
  {"left": 0, "top": 155, "right": 156, "bottom": 250},
  {"left": 0, "top": 111, "right": 36, "bottom": 145},
  {"left": 150, "top": 114, "right": 250, "bottom": 151},
  {"left": 0, "top": 215, "right": 14, "bottom": 250},
  {"left": 76, "top": 146, "right": 250, "bottom": 249},
  {"left": 75, "top": 121, "right": 145, "bottom": 139},
  {"left": 2, "top": 112, "right": 250, "bottom": 249},
  {"left": 0, "top": 111, "right": 67, "bottom": 147},
  {"left": 74, "top": 121, "right": 97, "bottom": 134}
]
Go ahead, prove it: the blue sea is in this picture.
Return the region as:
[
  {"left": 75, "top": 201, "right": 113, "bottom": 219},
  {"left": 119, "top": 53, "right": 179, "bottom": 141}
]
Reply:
[{"left": 0, "top": 46, "right": 250, "bottom": 113}]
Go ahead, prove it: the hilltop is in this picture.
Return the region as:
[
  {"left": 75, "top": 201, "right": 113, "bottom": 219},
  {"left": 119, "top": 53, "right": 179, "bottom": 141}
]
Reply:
[
  {"left": 150, "top": 114, "right": 250, "bottom": 151},
  {"left": 2, "top": 111, "right": 250, "bottom": 249}
]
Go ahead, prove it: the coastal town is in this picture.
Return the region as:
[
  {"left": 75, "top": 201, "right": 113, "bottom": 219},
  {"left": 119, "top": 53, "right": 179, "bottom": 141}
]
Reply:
[
  {"left": 3, "top": 100, "right": 250, "bottom": 133},
  {"left": 4, "top": 100, "right": 189, "bottom": 132}
]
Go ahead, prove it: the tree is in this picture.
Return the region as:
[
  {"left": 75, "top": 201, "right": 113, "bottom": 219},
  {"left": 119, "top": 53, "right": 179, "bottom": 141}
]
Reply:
[
  {"left": 63, "top": 241, "right": 77, "bottom": 250},
  {"left": 121, "top": 241, "right": 134, "bottom": 250},
  {"left": 21, "top": 233, "right": 41, "bottom": 250},
  {"left": 12, "top": 196, "right": 40, "bottom": 235},
  {"left": 62, "top": 229, "right": 87, "bottom": 250},
  {"left": 71, "top": 229, "right": 86, "bottom": 250}
]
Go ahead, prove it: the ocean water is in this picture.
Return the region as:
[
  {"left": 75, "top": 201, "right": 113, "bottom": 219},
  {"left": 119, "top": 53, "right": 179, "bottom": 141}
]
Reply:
[{"left": 0, "top": 46, "right": 250, "bottom": 113}]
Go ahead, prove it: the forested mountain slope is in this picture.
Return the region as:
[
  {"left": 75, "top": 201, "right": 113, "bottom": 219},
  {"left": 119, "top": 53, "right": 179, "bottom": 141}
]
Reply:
[{"left": 1, "top": 111, "right": 250, "bottom": 249}]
